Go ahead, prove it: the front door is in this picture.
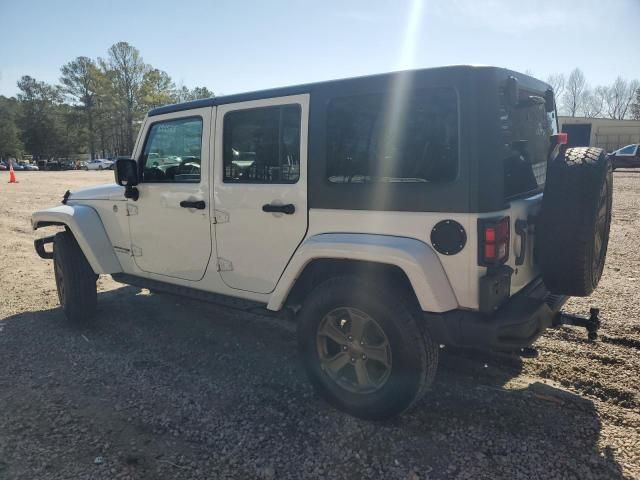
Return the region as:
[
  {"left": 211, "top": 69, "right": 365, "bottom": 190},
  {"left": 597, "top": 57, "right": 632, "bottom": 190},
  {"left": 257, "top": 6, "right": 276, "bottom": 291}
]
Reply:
[
  {"left": 213, "top": 95, "right": 309, "bottom": 293},
  {"left": 128, "top": 107, "right": 213, "bottom": 281}
]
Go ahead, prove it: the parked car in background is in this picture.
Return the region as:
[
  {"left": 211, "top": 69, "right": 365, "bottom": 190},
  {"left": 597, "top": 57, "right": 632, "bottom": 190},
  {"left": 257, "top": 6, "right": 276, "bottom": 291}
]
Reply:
[
  {"left": 21, "top": 162, "right": 40, "bottom": 171},
  {"left": 84, "top": 159, "right": 114, "bottom": 171},
  {"left": 609, "top": 144, "right": 640, "bottom": 169},
  {"left": 0, "top": 163, "right": 7, "bottom": 171},
  {"left": 11, "top": 162, "right": 25, "bottom": 171},
  {"left": 18, "top": 161, "right": 39, "bottom": 171}
]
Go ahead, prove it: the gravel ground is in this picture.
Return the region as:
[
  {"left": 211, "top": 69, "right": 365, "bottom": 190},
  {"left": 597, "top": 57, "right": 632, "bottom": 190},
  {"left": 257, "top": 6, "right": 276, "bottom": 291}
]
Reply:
[{"left": 0, "top": 170, "right": 638, "bottom": 480}]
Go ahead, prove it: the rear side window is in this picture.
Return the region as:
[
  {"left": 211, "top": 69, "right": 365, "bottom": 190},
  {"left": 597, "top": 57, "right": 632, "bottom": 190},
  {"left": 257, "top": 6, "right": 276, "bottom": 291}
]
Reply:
[
  {"left": 141, "top": 117, "right": 203, "bottom": 183},
  {"left": 326, "top": 87, "right": 458, "bottom": 184},
  {"left": 223, "top": 104, "right": 301, "bottom": 183}
]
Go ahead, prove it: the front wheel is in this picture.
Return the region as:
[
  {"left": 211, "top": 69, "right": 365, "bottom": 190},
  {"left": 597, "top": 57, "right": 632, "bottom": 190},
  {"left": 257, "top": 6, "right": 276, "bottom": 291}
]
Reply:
[
  {"left": 297, "top": 276, "right": 438, "bottom": 420},
  {"left": 54, "top": 231, "right": 98, "bottom": 323}
]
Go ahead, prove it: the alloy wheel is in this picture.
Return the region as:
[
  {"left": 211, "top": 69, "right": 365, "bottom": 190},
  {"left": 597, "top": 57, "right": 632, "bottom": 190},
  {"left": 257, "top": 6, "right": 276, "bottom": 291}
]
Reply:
[{"left": 316, "top": 307, "right": 392, "bottom": 394}]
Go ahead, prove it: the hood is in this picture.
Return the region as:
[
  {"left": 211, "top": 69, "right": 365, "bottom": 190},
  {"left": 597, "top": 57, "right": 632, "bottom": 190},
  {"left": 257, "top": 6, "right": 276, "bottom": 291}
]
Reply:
[{"left": 67, "top": 183, "right": 125, "bottom": 201}]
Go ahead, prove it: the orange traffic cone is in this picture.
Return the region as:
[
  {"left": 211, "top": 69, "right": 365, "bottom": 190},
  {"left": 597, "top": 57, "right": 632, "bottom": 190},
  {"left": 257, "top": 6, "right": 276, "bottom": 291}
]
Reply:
[{"left": 8, "top": 163, "right": 17, "bottom": 183}]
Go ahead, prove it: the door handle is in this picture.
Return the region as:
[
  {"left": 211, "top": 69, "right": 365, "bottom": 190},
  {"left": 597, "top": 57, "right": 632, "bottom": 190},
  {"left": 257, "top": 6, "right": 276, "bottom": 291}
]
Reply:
[
  {"left": 515, "top": 219, "right": 527, "bottom": 266},
  {"left": 180, "top": 200, "right": 206, "bottom": 209},
  {"left": 262, "top": 203, "right": 295, "bottom": 215}
]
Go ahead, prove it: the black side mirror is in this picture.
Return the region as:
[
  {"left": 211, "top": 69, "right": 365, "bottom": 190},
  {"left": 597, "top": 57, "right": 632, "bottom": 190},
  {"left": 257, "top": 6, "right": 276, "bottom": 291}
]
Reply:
[{"left": 115, "top": 158, "right": 140, "bottom": 200}]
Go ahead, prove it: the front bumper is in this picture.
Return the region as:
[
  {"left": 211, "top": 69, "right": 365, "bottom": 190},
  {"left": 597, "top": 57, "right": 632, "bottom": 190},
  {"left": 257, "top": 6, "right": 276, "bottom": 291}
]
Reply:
[
  {"left": 34, "top": 235, "right": 55, "bottom": 259},
  {"left": 426, "top": 277, "right": 567, "bottom": 351}
]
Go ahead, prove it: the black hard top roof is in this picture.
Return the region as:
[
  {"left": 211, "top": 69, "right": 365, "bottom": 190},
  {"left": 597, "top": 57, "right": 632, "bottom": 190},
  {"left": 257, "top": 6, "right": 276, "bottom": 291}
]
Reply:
[{"left": 148, "top": 65, "right": 546, "bottom": 117}]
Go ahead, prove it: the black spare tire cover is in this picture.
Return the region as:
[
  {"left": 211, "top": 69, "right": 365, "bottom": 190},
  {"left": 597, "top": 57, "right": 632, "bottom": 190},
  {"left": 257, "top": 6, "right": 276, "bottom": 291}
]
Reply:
[{"left": 537, "top": 147, "right": 612, "bottom": 296}]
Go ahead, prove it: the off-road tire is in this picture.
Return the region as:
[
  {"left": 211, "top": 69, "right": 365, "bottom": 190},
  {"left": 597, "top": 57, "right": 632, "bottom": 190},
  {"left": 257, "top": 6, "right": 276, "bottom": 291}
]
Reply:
[
  {"left": 297, "top": 276, "right": 438, "bottom": 420},
  {"left": 53, "top": 231, "right": 98, "bottom": 323},
  {"left": 538, "top": 147, "right": 612, "bottom": 296}
]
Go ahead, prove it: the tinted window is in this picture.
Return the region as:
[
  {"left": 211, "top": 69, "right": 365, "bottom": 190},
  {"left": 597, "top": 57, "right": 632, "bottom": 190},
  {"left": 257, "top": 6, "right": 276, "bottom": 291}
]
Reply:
[
  {"left": 501, "top": 89, "right": 555, "bottom": 199},
  {"left": 141, "top": 117, "right": 203, "bottom": 183},
  {"left": 326, "top": 87, "right": 458, "bottom": 184},
  {"left": 618, "top": 145, "right": 637, "bottom": 155},
  {"left": 223, "top": 105, "right": 301, "bottom": 183}
]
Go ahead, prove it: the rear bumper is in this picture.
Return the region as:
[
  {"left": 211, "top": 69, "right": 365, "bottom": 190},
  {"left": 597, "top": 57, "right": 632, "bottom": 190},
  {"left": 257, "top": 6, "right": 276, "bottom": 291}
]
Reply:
[{"left": 425, "top": 277, "right": 567, "bottom": 350}]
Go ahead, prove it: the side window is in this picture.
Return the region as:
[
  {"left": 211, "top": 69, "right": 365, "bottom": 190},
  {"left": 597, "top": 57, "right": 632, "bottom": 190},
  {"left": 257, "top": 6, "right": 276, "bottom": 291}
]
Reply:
[
  {"left": 223, "top": 104, "right": 301, "bottom": 183},
  {"left": 141, "top": 117, "right": 203, "bottom": 183},
  {"left": 618, "top": 145, "right": 637, "bottom": 155},
  {"left": 326, "top": 87, "right": 458, "bottom": 184}
]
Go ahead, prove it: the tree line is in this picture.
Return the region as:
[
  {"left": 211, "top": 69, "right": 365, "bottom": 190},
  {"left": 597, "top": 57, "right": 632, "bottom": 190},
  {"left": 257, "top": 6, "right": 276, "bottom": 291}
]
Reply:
[
  {"left": 546, "top": 68, "right": 640, "bottom": 120},
  {"left": 0, "top": 41, "right": 213, "bottom": 161},
  {"left": 2, "top": 56, "right": 640, "bottom": 161}
]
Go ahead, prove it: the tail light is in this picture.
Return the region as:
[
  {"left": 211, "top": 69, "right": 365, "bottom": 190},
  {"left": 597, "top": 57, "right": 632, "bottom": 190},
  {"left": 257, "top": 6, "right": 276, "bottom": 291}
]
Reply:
[
  {"left": 553, "top": 132, "right": 568, "bottom": 145},
  {"left": 478, "top": 217, "right": 510, "bottom": 266}
]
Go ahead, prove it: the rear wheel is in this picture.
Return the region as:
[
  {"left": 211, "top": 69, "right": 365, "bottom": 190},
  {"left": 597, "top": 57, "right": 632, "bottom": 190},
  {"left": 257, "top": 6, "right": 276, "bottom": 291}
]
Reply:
[
  {"left": 54, "top": 231, "right": 98, "bottom": 323},
  {"left": 297, "top": 276, "right": 438, "bottom": 419},
  {"left": 538, "top": 147, "right": 612, "bottom": 296}
]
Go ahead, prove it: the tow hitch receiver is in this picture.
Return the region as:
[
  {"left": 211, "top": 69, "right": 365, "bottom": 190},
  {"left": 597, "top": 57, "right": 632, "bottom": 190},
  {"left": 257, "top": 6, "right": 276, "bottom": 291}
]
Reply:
[{"left": 553, "top": 308, "right": 601, "bottom": 341}]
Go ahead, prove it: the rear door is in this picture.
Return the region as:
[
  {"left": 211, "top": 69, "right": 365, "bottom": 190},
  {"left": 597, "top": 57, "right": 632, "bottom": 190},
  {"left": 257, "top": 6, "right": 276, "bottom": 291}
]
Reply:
[{"left": 213, "top": 95, "right": 309, "bottom": 294}]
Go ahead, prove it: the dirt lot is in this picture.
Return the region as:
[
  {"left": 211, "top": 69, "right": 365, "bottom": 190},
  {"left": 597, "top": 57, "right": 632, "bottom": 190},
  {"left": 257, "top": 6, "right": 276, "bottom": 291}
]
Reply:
[{"left": 0, "top": 170, "right": 638, "bottom": 480}]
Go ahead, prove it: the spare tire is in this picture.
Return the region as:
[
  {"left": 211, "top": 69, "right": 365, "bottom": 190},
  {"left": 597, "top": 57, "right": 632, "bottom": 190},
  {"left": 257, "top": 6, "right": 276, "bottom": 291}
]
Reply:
[{"left": 537, "top": 147, "right": 612, "bottom": 296}]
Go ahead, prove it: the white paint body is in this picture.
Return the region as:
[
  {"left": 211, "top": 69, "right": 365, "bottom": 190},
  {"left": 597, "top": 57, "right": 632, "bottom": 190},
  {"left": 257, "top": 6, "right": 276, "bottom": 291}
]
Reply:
[{"left": 32, "top": 93, "right": 542, "bottom": 314}]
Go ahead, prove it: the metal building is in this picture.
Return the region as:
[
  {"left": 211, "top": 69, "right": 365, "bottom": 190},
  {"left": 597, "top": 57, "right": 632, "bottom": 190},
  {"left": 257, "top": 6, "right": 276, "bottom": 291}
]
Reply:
[{"left": 559, "top": 116, "right": 640, "bottom": 152}]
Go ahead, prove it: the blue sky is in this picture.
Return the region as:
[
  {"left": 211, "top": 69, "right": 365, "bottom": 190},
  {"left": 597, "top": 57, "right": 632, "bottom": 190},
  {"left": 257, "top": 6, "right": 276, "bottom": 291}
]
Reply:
[{"left": 1, "top": 0, "right": 638, "bottom": 97}]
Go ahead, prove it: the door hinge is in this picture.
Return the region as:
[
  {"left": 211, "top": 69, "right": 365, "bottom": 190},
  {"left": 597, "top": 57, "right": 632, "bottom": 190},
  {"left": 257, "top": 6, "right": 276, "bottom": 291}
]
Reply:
[
  {"left": 131, "top": 245, "right": 143, "bottom": 257},
  {"left": 213, "top": 209, "right": 229, "bottom": 224},
  {"left": 216, "top": 257, "right": 233, "bottom": 272},
  {"left": 127, "top": 204, "right": 138, "bottom": 216}
]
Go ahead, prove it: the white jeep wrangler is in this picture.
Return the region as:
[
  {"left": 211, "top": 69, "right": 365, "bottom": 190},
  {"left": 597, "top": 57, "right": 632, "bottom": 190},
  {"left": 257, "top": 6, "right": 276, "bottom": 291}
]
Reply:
[{"left": 32, "top": 66, "right": 612, "bottom": 419}]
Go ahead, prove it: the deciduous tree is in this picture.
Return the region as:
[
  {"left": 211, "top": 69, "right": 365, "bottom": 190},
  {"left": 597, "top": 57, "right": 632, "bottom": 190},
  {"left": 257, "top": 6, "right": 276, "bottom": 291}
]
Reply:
[
  {"left": 582, "top": 86, "right": 606, "bottom": 118},
  {"left": 602, "top": 77, "right": 640, "bottom": 120},
  {"left": 631, "top": 87, "right": 640, "bottom": 120},
  {"left": 563, "top": 69, "right": 587, "bottom": 117}
]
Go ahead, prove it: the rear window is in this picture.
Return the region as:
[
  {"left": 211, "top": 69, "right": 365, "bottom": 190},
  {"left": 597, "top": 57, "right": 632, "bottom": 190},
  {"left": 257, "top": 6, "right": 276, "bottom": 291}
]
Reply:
[
  {"left": 501, "top": 88, "right": 557, "bottom": 199},
  {"left": 326, "top": 87, "right": 458, "bottom": 184}
]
